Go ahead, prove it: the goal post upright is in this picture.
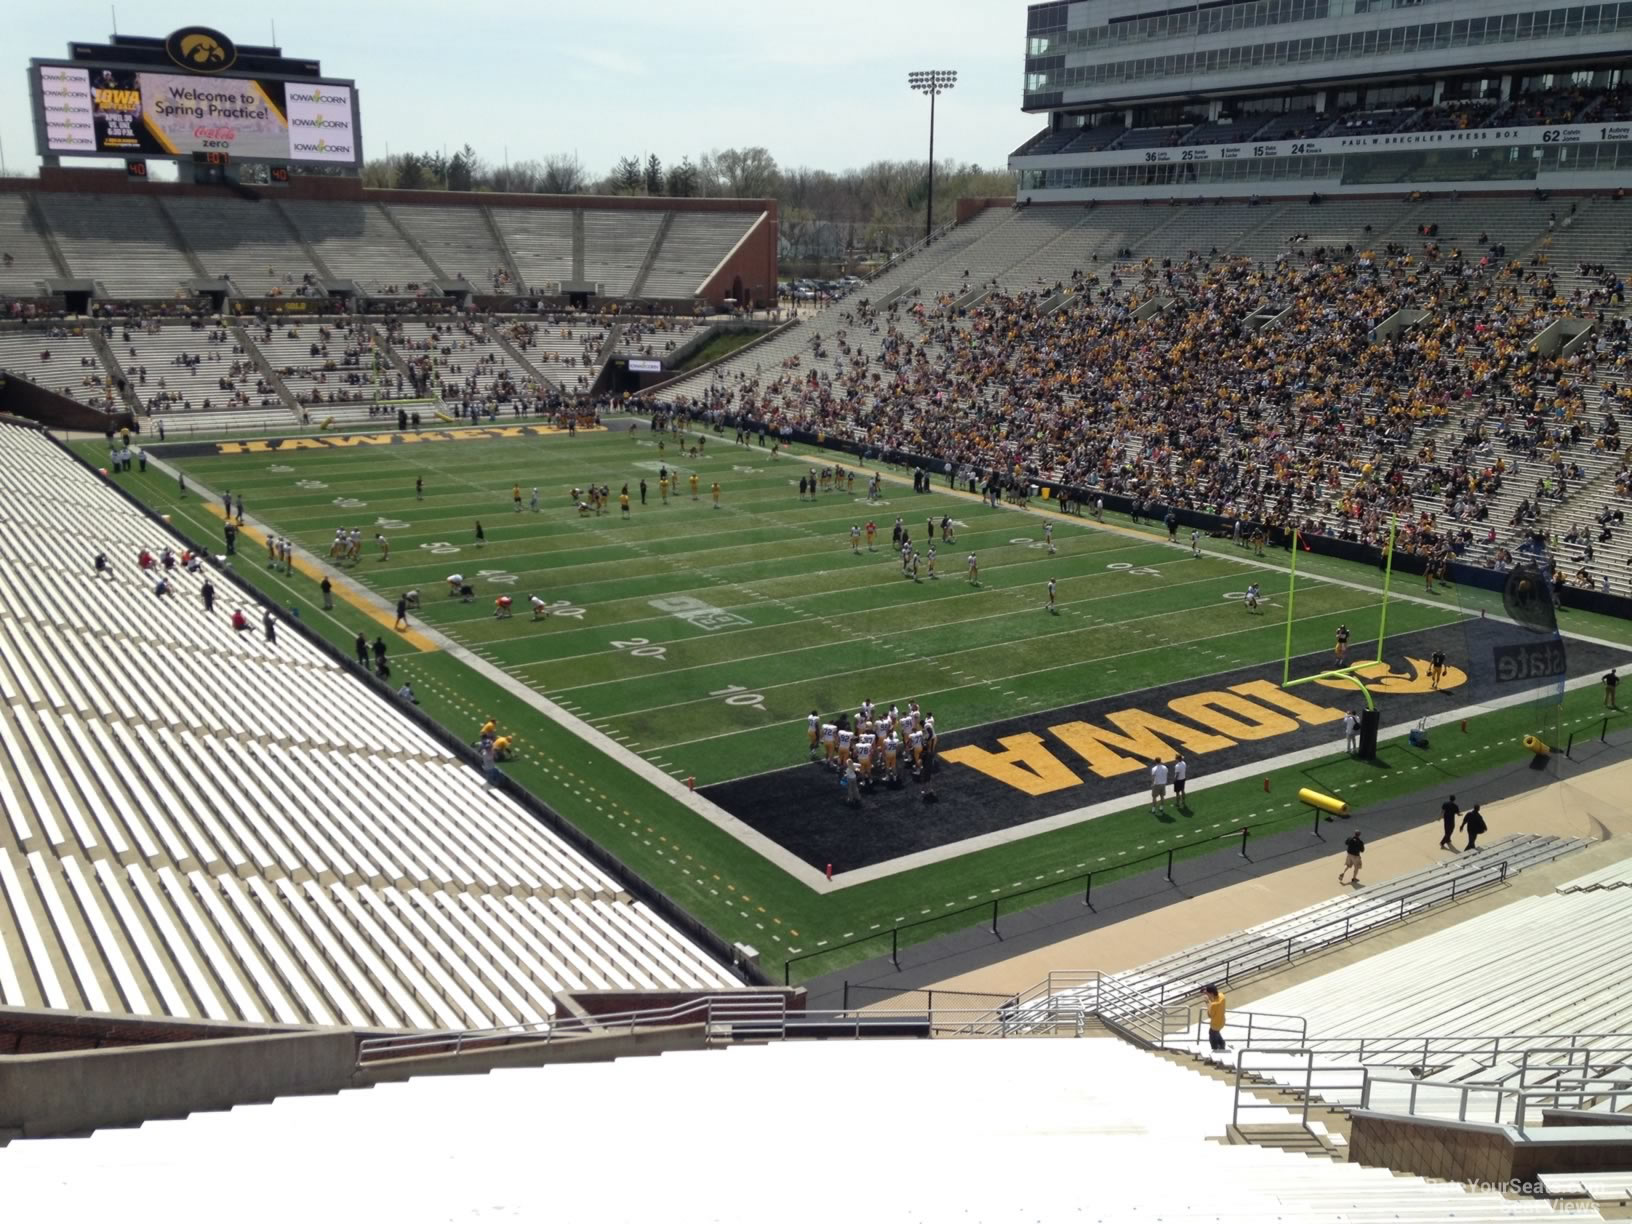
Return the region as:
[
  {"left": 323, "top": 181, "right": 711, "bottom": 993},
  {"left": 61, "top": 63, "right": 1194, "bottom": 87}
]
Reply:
[
  {"left": 1375, "top": 515, "right": 1399, "bottom": 665},
  {"left": 1282, "top": 526, "right": 1299, "bottom": 687}
]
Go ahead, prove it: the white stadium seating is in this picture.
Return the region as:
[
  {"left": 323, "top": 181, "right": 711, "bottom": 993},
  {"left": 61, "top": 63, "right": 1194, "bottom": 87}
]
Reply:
[
  {"left": 582, "top": 209, "right": 663, "bottom": 297},
  {"left": 0, "top": 331, "right": 121, "bottom": 409},
  {"left": 279, "top": 201, "right": 439, "bottom": 294},
  {"left": 0, "top": 195, "right": 61, "bottom": 298},
  {"left": 33, "top": 194, "right": 195, "bottom": 299},
  {"left": 388, "top": 204, "right": 514, "bottom": 293},
  {"left": 640, "top": 211, "right": 761, "bottom": 298},
  {"left": 161, "top": 198, "right": 324, "bottom": 297},
  {"left": 0, "top": 1036, "right": 1602, "bottom": 1222},
  {"left": 0, "top": 421, "right": 739, "bottom": 1030}
]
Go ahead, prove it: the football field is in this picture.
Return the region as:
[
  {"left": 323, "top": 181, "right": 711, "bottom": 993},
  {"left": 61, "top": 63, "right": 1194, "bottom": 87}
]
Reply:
[{"left": 94, "top": 423, "right": 1632, "bottom": 980}]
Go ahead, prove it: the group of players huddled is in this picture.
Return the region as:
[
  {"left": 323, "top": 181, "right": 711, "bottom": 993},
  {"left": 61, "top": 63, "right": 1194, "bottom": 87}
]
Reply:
[{"left": 808, "top": 698, "right": 938, "bottom": 789}]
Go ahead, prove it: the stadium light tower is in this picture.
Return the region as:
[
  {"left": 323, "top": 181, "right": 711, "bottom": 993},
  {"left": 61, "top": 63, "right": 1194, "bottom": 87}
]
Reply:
[{"left": 907, "top": 69, "right": 956, "bottom": 243}]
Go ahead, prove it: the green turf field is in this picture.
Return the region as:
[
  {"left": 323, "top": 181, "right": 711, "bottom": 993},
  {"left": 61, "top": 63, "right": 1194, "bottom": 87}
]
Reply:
[{"left": 82, "top": 424, "right": 1632, "bottom": 982}]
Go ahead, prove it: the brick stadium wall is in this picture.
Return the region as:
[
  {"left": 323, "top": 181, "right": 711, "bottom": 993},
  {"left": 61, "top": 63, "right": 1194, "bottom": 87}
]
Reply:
[
  {"left": 0, "top": 369, "right": 134, "bottom": 433},
  {"left": 956, "top": 197, "right": 1015, "bottom": 223},
  {"left": 0, "top": 1005, "right": 306, "bottom": 1054},
  {"left": 696, "top": 211, "right": 778, "bottom": 309}
]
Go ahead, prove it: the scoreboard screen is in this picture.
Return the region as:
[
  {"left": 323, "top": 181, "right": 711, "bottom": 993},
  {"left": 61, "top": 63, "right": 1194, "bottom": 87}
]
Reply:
[{"left": 36, "top": 63, "right": 358, "bottom": 166}]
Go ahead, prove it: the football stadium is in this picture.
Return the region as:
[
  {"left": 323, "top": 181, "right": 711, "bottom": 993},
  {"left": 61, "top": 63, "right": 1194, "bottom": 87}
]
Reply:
[{"left": 5, "top": 5, "right": 1632, "bottom": 1219}]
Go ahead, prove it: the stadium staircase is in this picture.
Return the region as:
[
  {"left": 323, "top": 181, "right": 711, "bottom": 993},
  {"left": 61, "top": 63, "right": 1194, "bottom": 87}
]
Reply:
[
  {"left": 364, "top": 321, "right": 426, "bottom": 390},
  {"left": 268, "top": 199, "right": 338, "bottom": 282},
  {"left": 149, "top": 198, "right": 210, "bottom": 279},
  {"left": 0, "top": 1022, "right": 1609, "bottom": 1220},
  {"left": 483, "top": 320, "right": 558, "bottom": 391},
  {"left": 228, "top": 320, "right": 310, "bottom": 421},
  {"left": 379, "top": 206, "right": 450, "bottom": 282},
  {"left": 83, "top": 331, "right": 144, "bottom": 417},
  {"left": 20, "top": 194, "right": 72, "bottom": 283},
  {"left": 626, "top": 211, "right": 674, "bottom": 299},
  {"left": 479, "top": 205, "right": 528, "bottom": 295},
  {"left": 570, "top": 209, "right": 586, "bottom": 282}
]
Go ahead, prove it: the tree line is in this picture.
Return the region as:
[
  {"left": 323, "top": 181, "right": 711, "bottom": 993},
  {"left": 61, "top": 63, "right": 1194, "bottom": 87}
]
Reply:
[{"left": 361, "top": 145, "right": 1015, "bottom": 259}]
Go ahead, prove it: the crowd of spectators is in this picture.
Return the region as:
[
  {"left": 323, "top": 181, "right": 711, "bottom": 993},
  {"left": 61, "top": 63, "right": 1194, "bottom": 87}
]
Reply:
[{"left": 667, "top": 207, "right": 1632, "bottom": 587}]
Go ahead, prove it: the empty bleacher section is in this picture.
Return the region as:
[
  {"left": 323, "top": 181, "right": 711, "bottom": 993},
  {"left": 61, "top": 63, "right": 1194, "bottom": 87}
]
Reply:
[
  {"left": 160, "top": 198, "right": 324, "bottom": 299},
  {"left": 497, "top": 318, "right": 605, "bottom": 392},
  {"left": 614, "top": 317, "right": 698, "bottom": 358},
  {"left": 0, "top": 421, "right": 739, "bottom": 1027},
  {"left": 488, "top": 207, "right": 575, "bottom": 291},
  {"left": 33, "top": 194, "right": 196, "bottom": 299},
  {"left": 0, "top": 1036, "right": 1602, "bottom": 1221},
  {"left": 1005, "top": 835, "right": 1590, "bottom": 1044},
  {"left": 640, "top": 211, "right": 760, "bottom": 299},
  {"left": 1217, "top": 854, "right": 1632, "bottom": 1123},
  {"left": 279, "top": 201, "right": 438, "bottom": 294},
  {"left": 382, "top": 318, "right": 542, "bottom": 407},
  {"left": 241, "top": 318, "right": 413, "bottom": 408},
  {"left": 389, "top": 205, "right": 513, "bottom": 293},
  {"left": 0, "top": 196, "right": 62, "bottom": 298},
  {"left": 582, "top": 209, "right": 663, "bottom": 296},
  {"left": 0, "top": 330, "right": 121, "bottom": 409},
  {"left": 112, "top": 322, "right": 285, "bottom": 415}
]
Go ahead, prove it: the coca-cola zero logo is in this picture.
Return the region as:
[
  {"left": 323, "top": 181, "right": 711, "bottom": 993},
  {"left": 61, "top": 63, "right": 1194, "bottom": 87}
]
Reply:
[{"left": 194, "top": 126, "right": 237, "bottom": 141}]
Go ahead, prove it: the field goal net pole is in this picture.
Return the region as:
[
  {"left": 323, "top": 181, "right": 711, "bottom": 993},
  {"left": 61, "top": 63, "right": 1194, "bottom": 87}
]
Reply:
[{"left": 1280, "top": 517, "right": 1401, "bottom": 720}]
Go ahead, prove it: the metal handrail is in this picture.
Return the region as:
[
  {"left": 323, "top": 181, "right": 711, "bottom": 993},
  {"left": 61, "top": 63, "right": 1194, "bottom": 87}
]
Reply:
[
  {"left": 1212, "top": 1029, "right": 1632, "bottom": 1071},
  {"left": 1186, "top": 1007, "right": 1309, "bottom": 1050},
  {"left": 863, "top": 221, "right": 959, "bottom": 285},
  {"left": 356, "top": 993, "right": 789, "bottom": 1064},
  {"left": 1234, "top": 1048, "right": 1317, "bottom": 1129},
  {"left": 1057, "top": 857, "right": 1513, "bottom": 1028}
]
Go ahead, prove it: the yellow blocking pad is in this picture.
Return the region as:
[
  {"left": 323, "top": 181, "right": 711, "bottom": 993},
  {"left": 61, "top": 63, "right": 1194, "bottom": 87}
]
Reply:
[
  {"left": 202, "top": 502, "right": 440, "bottom": 652},
  {"left": 1297, "top": 787, "right": 1349, "bottom": 817},
  {"left": 1522, "top": 734, "right": 1551, "bottom": 756}
]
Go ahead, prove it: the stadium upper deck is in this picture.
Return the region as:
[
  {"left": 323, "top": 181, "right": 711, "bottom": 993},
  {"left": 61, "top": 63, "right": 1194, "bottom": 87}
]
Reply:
[{"left": 1013, "top": 0, "right": 1632, "bottom": 200}]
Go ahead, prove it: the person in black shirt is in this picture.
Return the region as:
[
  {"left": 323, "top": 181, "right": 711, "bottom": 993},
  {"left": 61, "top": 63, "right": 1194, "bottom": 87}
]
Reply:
[
  {"left": 1339, "top": 830, "right": 1365, "bottom": 886},
  {"left": 355, "top": 632, "right": 369, "bottom": 668},
  {"left": 1430, "top": 649, "right": 1447, "bottom": 691},
  {"left": 1606, "top": 668, "right": 1620, "bottom": 710},
  {"left": 1439, "top": 795, "right": 1459, "bottom": 850},
  {"left": 1460, "top": 805, "right": 1487, "bottom": 851}
]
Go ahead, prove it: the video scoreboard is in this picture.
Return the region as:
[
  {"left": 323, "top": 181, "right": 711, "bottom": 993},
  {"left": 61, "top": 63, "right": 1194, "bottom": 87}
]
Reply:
[{"left": 31, "top": 25, "right": 361, "bottom": 171}]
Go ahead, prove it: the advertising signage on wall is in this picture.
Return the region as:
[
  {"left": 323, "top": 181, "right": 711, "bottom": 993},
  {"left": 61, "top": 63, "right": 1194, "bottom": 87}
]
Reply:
[
  {"left": 35, "top": 62, "right": 359, "bottom": 166},
  {"left": 1012, "top": 122, "right": 1632, "bottom": 172}
]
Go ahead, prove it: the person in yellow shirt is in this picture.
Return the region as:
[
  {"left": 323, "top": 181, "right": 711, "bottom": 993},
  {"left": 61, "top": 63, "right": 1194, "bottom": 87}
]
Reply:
[
  {"left": 620, "top": 488, "right": 631, "bottom": 517},
  {"left": 1201, "top": 984, "right": 1227, "bottom": 1053},
  {"left": 512, "top": 484, "right": 522, "bottom": 512},
  {"left": 659, "top": 475, "right": 669, "bottom": 503},
  {"left": 492, "top": 734, "right": 513, "bottom": 760},
  {"left": 479, "top": 717, "right": 496, "bottom": 740},
  {"left": 689, "top": 473, "right": 700, "bottom": 500}
]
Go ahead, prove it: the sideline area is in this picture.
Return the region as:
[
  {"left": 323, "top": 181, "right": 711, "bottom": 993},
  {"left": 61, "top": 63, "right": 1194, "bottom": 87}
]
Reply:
[{"left": 919, "top": 750, "right": 1630, "bottom": 999}]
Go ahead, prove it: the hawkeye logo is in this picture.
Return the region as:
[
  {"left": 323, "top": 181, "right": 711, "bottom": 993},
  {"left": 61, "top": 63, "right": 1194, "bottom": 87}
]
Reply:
[
  {"left": 1313, "top": 657, "right": 1467, "bottom": 695},
  {"left": 165, "top": 26, "right": 238, "bottom": 73}
]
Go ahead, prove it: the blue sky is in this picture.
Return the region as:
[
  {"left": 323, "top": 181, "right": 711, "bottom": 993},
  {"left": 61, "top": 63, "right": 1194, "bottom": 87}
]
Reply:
[{"left": 2, "top": 1, "right": 1040, "bottom": 179}]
